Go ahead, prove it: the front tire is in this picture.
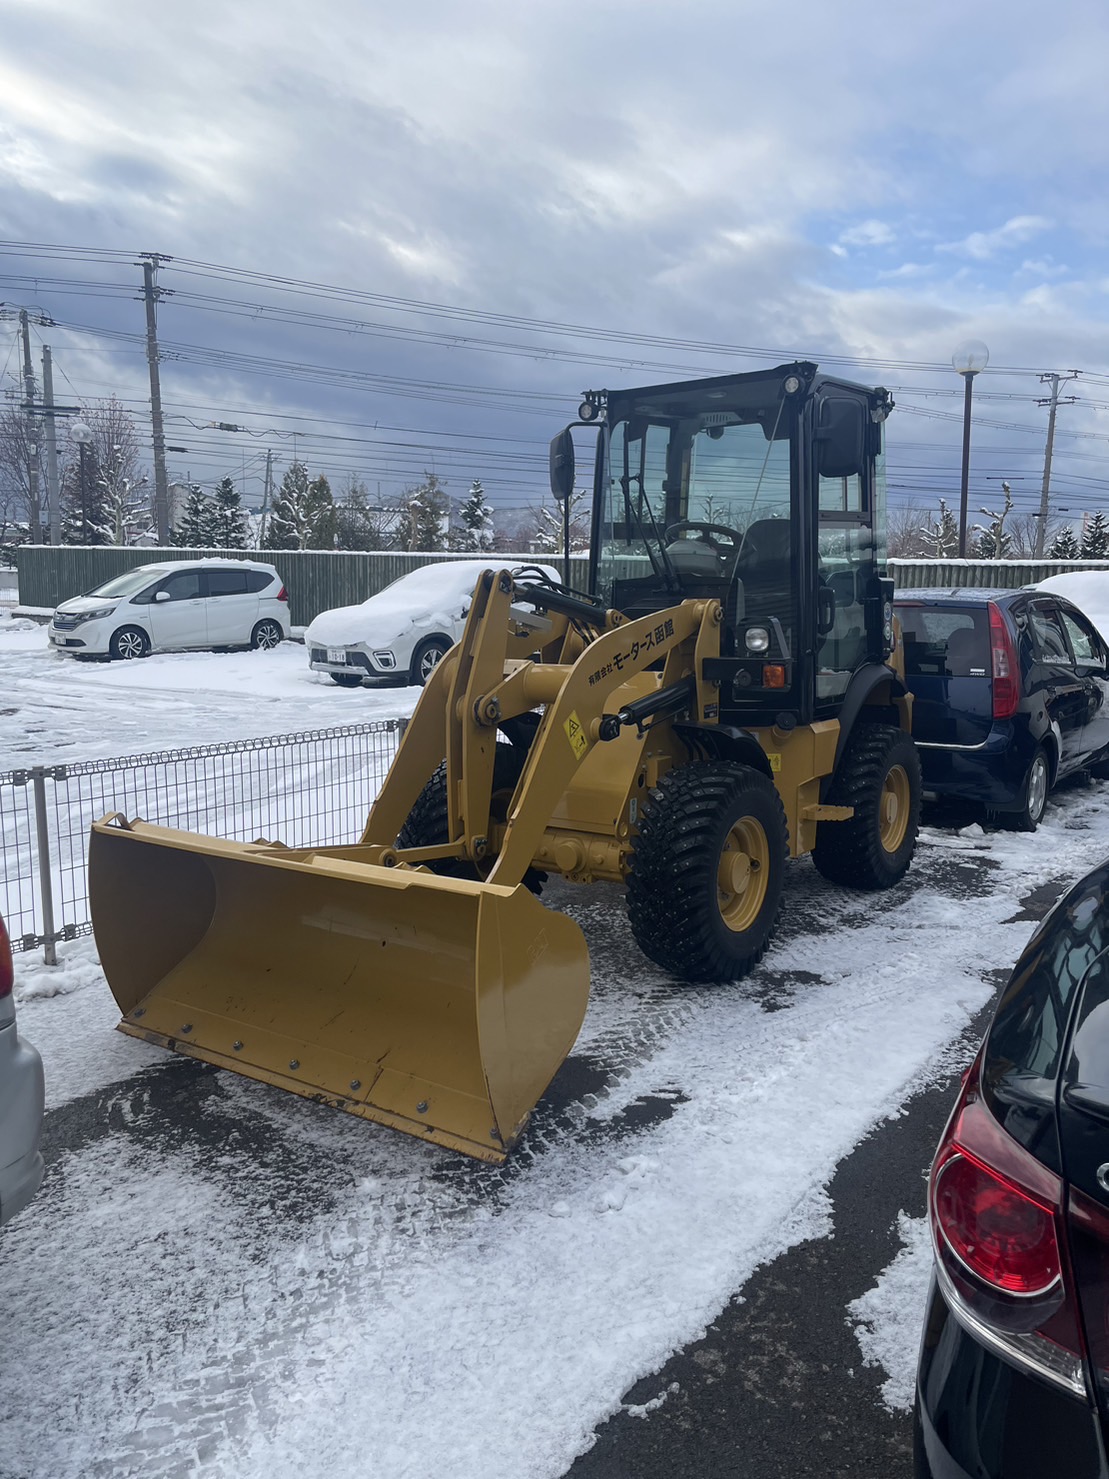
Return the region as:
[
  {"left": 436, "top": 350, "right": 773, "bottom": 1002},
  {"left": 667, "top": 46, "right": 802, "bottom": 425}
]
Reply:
[
  {"left": 109, "top": 626, "right": 149, "bottom": 661},
  {"left": 410, "top": 635, "right": 452, "bottom": 687},
  {"left": 627, "top": 761, "right": 788, "bottom": 983},
  {"left": 812, "top": 723, "right": 921, "bottom": 889},
  {"left": 396, "top": 744, "right": 546, "bottom": 894}
]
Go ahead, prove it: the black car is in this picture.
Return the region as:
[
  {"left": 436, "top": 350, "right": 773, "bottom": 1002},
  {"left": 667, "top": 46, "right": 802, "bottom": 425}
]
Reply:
[
  {"left": 895, "top": 589, "right": 1109, "bottom": 830},
  {"left": 916, "top": 860, "right": 1109, "bottom": 1477}
]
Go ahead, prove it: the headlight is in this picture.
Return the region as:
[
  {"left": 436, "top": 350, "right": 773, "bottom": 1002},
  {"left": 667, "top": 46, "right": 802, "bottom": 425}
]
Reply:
[
  {"left": 62, "top": 607, "right": 115, "bottom": 624},
  {"left": 745, "top": 626, "right": 770, "bottom": 654}
]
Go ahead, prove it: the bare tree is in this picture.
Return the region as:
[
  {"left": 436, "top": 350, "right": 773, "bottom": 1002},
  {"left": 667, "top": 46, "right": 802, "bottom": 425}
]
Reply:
[
  {"left": 1007, "top": 511, "right": 1056, "bottom": 559},
  {"left": 886, "top": 502, "right": 932, "bottom": 558},
  {"left": 73, "top": 398, "right": 150, "bottom": 544},
  {"left": 0, "top": 392, "right": 44, "bottom": 544}
]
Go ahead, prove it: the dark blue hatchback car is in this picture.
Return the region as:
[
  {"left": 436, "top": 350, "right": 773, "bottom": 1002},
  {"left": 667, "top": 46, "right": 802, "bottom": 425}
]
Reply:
[{"left": 895, "top": 589, "right": 1109, "bottom": 830}]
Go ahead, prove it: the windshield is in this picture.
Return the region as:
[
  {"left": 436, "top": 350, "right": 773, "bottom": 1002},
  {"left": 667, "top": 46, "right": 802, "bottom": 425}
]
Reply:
[
  {"left": 89, "top": 567, "right": 167, "bottom": 598},
  {"left": 596, "top": 405, "right": 792, "bottom": 607}
]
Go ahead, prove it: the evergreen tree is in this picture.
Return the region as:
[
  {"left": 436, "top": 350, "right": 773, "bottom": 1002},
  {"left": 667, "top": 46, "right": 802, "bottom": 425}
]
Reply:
[
  {"left": 60, "top": 446, "right": 111, "bottom": 546},
  {"left": 306, "top": 473, "right": 337, "bottom": 549},
  {"left": 456, "top": 478, "right": 494, "bottom": 552},
  {"left": 335, "top": 475, "right": 387, "bottom": 551},
  {"left": 209, "top": 476, "right": 247, "bottom": 548},
  {"left": 395, "top": 472, "right": 449, "bottom": 552},
  {"left": 172, "top": 484, "right": 217, "bottom": 547},
  {"left": 1081, "top": 511, "right": 1109, "bottom": 559},
  {"left": 263, "top": 462, "right": 336, "bottom": 550},
  {"left": 920, "top": 499, "right": 959, "bottom": 557},
  {"left": 1048, "top": 526, "right": 1081, "bottom": 559}
]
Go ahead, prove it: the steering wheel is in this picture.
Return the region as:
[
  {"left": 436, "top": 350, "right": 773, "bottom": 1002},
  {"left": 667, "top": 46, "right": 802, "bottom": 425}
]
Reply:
[{"left": 664, "top": 521, "right": 741, "bottom": 555}]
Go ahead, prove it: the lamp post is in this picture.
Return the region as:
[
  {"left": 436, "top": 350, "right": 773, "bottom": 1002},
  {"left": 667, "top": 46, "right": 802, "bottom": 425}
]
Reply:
[
  {"left": 952, "top": 340, "right": 989, "bottom": 558},
  {"left": 71, "top": 420, "right": 92, "bottom": 545}
]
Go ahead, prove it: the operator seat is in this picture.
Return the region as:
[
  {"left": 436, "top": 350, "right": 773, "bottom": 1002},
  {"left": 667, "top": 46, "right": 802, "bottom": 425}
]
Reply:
[{"left": 737, "top": 518, "right": 792, "bottom": 625}]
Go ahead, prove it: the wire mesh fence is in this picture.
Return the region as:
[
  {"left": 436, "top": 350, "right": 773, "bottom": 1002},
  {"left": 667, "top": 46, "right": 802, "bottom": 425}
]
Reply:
[{"left": 0, "top": 719, "right": 404, "bottom": 960}]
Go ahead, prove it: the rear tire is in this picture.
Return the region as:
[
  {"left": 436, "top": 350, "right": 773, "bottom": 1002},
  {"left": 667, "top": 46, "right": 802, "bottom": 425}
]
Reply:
[
  {"left": 627, "top": 760, "right": 788, "bottom": 983},
  {"left": 410, "top": 635, "right": 451, "bottom": 686},
  {"left": 1006, "top": 745, "right": 1050, "bottom": 832},
  {"left": 109, "top": 626, "right": 149, "bottom": 661},
  {"left": 251, "top": 619, "right": 284, "bottom": 650},
  {"left": 812, "top": 723, "right": 921, "bottom": 889},
  {"left": 396, "top": 744, "right": 546, "bottom": 894},
  {"left": 330, "top": 672, "right": 363, "bottom": 687}
]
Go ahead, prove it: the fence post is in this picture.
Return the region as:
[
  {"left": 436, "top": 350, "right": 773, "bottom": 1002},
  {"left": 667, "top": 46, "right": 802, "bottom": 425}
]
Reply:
[{"left": 31, "top": 768, "right": 57, "bottom": 966}]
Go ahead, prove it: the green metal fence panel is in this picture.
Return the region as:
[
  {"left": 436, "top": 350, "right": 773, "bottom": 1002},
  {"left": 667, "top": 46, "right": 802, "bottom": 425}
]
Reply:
[
  {"left": 888, "top": 558, "right": 1109, "bottom": 590},
  {"left": 19, "top": 547, "right": 1109, "bottom": 624},
  {"left": 15, "top": 547, "right": 591, "bottom": 628}
]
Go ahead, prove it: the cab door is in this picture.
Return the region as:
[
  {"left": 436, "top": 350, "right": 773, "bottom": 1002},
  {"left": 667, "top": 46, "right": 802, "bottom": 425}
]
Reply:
[{"left": 145, "top": 568, "right": 208, "bottom": 650}]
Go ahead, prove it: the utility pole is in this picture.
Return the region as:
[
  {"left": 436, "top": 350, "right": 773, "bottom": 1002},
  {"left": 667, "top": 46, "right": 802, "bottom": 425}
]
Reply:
[
  {"left": 1034, "top": 371, "right": 1080, "bottom": 557},
  {"left": 18, "top": 310, "right": 42, "bottom": 541},
  {"left": 41, "top": 347, "right": 61, "bottom": 544},
  {"left": 140, "top": 254, "right": 173, "bottom": 544},
  {"left": 259, "top": 448, "right": 273, "bottom": 547}
]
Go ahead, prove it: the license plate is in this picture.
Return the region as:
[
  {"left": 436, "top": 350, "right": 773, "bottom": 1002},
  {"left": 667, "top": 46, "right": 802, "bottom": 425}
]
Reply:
[{"left": 327, "top": 647, "right": 346, "bottom": 665}]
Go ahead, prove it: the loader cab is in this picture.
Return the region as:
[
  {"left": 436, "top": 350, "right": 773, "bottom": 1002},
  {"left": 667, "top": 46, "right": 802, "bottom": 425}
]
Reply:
[{"left": 572, "top": 361, "right": 894, "bottom": 727}]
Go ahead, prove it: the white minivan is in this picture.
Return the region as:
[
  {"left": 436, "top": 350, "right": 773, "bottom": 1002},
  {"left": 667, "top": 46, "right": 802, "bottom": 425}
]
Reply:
[{"left": 48, "top": 559, "right": 290, "bottom": 659}]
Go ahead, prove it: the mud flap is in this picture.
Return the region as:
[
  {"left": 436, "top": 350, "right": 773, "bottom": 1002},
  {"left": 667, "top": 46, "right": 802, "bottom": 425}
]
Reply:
[{"left": 89, "top": 818, "right": 590, "bottom": 1163}]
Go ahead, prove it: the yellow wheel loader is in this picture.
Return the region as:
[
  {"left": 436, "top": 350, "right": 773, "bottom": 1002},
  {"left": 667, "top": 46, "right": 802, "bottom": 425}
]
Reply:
[{"left": 90, "top": 361, "right": 920, "bottom": 1163}]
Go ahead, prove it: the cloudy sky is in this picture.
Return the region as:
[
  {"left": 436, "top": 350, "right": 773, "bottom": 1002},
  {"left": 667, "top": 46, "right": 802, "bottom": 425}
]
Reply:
[{"left": 1, "top": 0, "right": 1108, "bottom": 530}]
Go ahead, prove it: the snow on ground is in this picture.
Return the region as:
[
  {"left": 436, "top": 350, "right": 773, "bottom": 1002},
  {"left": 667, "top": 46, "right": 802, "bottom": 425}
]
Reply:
[
  {"left": 848, "top": 1213, "right": 934, "bottom": 1412},
  {"left": 4, "top": 624, "right": 1109, "bottom": 1477},
  {"left": 0, "top": 613, "right": 418, "bottom": 766}
]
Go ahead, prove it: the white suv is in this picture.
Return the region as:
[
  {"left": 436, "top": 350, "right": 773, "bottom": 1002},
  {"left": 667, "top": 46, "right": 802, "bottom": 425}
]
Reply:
[{"left": 48, "top": 559, "right": 290, "bottom": 659}]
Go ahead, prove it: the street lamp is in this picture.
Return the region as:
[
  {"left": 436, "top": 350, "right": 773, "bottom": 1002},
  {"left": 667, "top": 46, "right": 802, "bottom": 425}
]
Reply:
[
  {"left": 71, "top": 420, "right": 92, "bottom": 545},
  {"left": 952, "top": 340, "right": 989, "bottom": 558}
]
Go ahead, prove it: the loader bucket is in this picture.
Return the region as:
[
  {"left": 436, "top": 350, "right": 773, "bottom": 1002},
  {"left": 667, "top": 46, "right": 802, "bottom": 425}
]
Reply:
[{"left": 89, "top": 818, "right": 590, "bottom": 1163}]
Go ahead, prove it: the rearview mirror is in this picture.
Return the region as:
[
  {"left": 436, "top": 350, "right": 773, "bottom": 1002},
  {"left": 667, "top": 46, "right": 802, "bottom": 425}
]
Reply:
[
  {"left": 549, "top": 428, "right": 575, "bottom": 503},
  {"left": 815, "top": 397, "right": 866, "bottom": 480}
]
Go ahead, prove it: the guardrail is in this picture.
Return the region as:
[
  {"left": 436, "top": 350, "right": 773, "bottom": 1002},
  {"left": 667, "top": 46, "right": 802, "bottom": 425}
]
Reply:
[{"left": 0, "top": 720, "right": 404, "bottom": 962}]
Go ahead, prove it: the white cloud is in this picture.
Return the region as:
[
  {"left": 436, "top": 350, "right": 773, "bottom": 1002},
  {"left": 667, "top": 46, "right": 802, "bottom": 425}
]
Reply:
[
  {"left": 937, "top": 215, "right": 1053, "bottom": 261},
  {"left": 838, "top": 219, "right": 896, "bottom": 248}
]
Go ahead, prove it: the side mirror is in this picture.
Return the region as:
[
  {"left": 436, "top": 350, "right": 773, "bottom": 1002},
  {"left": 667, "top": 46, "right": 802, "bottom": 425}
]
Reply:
[
  {"left": 549, "top": 428, "right": 575, "bottom": 503},
  {"left": 815, "top": 397, "right": 866, "bottom": 480},
  {"left": 154, "top": 589, "right": 171, "bottom": 603}
]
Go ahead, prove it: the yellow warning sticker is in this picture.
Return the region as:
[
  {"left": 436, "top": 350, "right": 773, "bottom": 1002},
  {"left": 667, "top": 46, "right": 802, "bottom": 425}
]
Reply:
[
  {"left": 766, "top": 752, "right": 781, "bottom": 773},
  {"left": 564, "top": 711, "right": 589, "bottom": 760}
]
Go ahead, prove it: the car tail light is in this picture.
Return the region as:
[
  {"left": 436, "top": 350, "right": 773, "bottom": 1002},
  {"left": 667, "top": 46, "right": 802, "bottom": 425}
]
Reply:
[
  {"left": 277, "top": 585, "right": 289, "bottom": 603},
  {"left": 988, "top": 601, "right": 1020, "bottom": 720},
  {"left": 929, "top": 1055, "right": 1088, "bottom": 1394},
  {"left": 0, "top": 913, "right": 13, "bottom": 999}
]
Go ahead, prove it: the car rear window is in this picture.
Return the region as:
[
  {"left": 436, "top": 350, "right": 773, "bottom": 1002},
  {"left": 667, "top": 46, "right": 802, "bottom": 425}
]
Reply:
[
  {"left": 897, "top": 605, "right": 990, "bottom": 677},
  {"left": 245, "top": 570, "right": 274, "bottom": 593}
]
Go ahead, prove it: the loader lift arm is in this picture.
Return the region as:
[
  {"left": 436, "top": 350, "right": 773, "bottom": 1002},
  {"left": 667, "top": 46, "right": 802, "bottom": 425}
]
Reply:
[{"left": 362, "top": 567, "right": 724, "bottom": 886}]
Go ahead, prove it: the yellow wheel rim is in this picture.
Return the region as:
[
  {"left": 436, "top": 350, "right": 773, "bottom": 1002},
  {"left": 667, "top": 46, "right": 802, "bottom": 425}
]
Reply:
[
  {"left": 880, "top": 765, "right": 911, "bottom": 853},
  {"left": 717, "top": 817, "right": 770, "bottom": 933}
]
